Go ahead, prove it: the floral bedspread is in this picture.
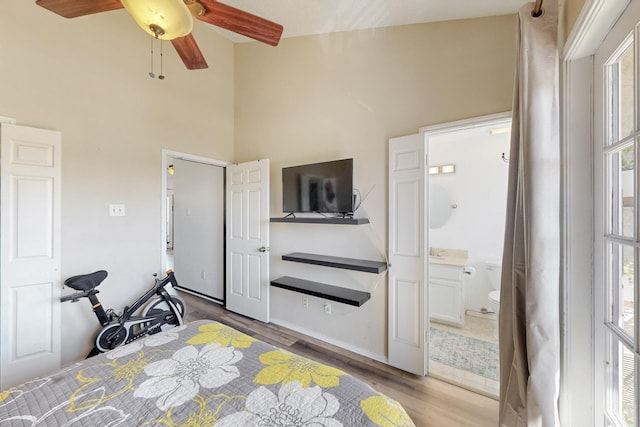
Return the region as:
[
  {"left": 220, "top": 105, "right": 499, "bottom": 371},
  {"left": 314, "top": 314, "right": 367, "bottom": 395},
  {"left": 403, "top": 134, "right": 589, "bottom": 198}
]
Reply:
[{"left": 0, "top": 320, "right": 415, "bottom": 426}]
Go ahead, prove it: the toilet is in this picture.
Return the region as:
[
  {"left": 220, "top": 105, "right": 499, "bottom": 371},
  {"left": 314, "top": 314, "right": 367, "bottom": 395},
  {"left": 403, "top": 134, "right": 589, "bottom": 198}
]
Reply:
[{"left": 486, "top": 261, "right": 502, "bottom": 337}]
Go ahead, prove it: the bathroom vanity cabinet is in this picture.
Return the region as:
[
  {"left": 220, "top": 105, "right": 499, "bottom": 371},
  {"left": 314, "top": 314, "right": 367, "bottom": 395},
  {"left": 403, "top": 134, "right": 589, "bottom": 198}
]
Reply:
[{"left": 429, "top": 263, "right": 465, "bottom": 327}]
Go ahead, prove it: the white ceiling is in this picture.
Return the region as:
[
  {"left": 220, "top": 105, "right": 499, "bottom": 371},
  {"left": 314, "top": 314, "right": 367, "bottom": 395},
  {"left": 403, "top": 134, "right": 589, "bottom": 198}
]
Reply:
[{"left": 213, "top": 0, "right": 533, "bottom": 42}]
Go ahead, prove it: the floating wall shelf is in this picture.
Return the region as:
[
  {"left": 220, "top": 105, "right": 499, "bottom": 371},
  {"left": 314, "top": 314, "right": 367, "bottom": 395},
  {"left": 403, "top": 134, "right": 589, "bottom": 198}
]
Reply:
[
  {"left": 270, "top": 217, "right": 370, "bottom": 225},
  {"left": 271, "top": 276, "right": 371, "bottom": 307},
  {"left": 282, "top": 252, "right": 387, "bottom": 274}
]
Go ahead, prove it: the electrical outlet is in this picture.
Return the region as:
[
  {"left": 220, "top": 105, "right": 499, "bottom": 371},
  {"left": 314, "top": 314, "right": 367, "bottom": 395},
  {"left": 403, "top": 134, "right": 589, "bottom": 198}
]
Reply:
[
  {"left": 302, "top": 296, "right": 309, "bottom": 308},
  {"left": 324, "top": 302, "right": 332, "bottom": 314},
  {"left": 109, "top": 204, "right": 125, "bottom": 217}
]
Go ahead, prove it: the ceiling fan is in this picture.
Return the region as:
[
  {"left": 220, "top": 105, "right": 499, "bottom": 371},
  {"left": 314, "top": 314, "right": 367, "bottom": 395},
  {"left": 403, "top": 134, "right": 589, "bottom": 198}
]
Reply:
[{"left": 35, "top": 0, "right": 283, "bottom": 70}]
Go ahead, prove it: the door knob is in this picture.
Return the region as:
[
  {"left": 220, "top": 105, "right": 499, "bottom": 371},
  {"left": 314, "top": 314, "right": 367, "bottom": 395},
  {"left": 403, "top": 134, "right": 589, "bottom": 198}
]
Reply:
[{"left": 259, "top": 246, "right": 270, "bottom": 252}]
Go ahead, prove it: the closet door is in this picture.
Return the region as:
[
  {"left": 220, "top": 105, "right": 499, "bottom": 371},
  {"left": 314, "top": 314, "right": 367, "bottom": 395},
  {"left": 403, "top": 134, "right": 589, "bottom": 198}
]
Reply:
[
  {"left": 172, "top": 159, "right": 225, "bottom": 301},
  {"left": 0, "top": 124, "right": 61, "bottom": 389}
]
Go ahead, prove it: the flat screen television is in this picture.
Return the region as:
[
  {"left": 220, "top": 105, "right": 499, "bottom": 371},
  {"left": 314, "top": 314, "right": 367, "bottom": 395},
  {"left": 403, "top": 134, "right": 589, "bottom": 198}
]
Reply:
[{"left": 282, "top": 158, "right": 354, "bottom": 215}]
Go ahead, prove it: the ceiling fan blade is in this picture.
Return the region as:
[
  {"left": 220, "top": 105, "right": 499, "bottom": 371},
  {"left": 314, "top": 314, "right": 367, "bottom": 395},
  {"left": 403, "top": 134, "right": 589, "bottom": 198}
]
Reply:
[
  {"left": 171, "top": 34, "right": 209, "bottom": 70},
  {"left": 35, "top": 0, "right": 123, "bottom": 18},
  {"left": 195, "top": 0, "right": 283, "bottom": 46}
]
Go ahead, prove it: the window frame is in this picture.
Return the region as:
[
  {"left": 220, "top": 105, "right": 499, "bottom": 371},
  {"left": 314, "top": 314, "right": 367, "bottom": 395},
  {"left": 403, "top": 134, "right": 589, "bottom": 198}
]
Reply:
[{"left": 561, "top": 0, "right": 632, "bottom": 425}]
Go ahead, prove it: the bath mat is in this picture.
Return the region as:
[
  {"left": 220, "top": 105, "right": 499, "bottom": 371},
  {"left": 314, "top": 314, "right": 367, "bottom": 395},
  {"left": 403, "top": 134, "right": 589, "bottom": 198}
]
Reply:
[{"left": 429, "top": 327, "right": 499, "bottom": 381}]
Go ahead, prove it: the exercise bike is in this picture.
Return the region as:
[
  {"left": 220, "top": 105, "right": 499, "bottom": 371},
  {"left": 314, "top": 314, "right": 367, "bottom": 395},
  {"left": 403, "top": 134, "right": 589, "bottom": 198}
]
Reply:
[{"left": 61, "top": 269, "right": 185, "bottom": 357}]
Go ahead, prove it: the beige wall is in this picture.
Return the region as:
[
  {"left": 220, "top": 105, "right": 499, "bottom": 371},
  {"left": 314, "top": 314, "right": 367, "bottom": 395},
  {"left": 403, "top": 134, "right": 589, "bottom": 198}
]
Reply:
[
  {"left": 234, "top": 15, "right": 516, "bottom": 357},
  {"left": 0, "top": 3, "right": 518, "bottom": 364},
  {"left": 564, "top": 0, "right": 587, "bottom": 41},
  {"left": 0, "top": 0, "right": 235, "bottom": 363}
]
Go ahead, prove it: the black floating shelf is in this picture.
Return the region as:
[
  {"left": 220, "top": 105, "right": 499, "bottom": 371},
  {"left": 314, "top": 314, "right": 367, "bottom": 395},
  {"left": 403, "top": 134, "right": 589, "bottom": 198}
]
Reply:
[
  {"left": 283, "top": 252, "right": 387, "bottom": 274},
  {"left": 270, "top": 217, "right": 370, "bottom": 225},
  {"left": 271, "top": 276, "right": 371, "bottom": 307}
]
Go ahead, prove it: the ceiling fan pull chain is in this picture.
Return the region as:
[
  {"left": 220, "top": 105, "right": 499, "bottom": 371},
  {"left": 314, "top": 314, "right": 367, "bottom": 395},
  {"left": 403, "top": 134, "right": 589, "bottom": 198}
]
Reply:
[
  {"left": 158, "top": 40, "right": 165, "bottom": 80},
  {"left": 149, "top": 36, "right": 155, "bottom": 79}
]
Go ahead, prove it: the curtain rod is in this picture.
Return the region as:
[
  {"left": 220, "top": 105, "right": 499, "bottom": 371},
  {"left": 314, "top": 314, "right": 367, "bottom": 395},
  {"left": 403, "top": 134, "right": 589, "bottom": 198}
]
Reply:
[{"left": 532, "top": 0, "right": 543, "bottom": 17}]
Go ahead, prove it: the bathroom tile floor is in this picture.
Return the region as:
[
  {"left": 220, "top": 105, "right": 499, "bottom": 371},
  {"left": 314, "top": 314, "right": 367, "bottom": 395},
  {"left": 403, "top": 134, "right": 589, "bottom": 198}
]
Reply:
[{"left": 429, "top": 314, "right": 499, "bottom": 399}]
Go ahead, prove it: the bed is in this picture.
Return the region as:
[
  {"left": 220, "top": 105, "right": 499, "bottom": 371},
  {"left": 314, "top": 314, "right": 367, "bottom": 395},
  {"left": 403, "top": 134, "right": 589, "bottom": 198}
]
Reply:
[{"left": 0, "top": 319, "right": 415, "bottom": 426}]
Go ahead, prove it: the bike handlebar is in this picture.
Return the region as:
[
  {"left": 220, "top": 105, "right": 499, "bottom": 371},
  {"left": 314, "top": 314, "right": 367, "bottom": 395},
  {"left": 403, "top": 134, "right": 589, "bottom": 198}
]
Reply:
[{"left": 157, "top": 270, "right": 178, "bottom": 290}]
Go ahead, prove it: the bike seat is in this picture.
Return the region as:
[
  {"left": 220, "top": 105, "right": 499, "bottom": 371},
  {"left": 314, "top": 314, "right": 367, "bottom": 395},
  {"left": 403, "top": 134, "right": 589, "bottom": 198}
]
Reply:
[{"left": 64, "top": 270, "right": 108, "bottom": 291}]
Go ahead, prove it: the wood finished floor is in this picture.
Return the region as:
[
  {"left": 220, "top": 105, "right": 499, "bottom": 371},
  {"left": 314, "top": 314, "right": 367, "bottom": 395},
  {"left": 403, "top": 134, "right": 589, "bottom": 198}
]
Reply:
[{"left": 179, "top": 290, "right": 499, "bottom": 427}]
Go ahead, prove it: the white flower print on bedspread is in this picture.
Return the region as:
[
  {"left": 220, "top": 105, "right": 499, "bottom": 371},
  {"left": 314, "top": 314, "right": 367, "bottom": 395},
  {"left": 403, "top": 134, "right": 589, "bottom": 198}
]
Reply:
[
  {"left": 106, "top": 325, "right": 187, "bottom": 359},
  {"left": 217, "top": 381, "right": 342, "bottom": 427},
  {"left": 133, "top": 343, "right": 242, "bottom": 410}
]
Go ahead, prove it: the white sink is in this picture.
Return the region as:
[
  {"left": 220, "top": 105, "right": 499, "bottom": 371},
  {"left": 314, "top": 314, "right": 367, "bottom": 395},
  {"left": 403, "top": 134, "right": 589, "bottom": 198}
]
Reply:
[{"left": 428, "top": 247, "right": 468, "bottom": 267}]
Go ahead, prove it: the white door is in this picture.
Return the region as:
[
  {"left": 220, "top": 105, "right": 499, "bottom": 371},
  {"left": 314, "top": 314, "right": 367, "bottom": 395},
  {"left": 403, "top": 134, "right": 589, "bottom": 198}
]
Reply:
[
  {"left": 226, "top": 160, "right": 270, "bottom": 322},
  {"left": 0, "top": 124, "right": 61, "bottom": 389},
  {"left": 388, "top": 134, "right": 427, "bottom": 375}
]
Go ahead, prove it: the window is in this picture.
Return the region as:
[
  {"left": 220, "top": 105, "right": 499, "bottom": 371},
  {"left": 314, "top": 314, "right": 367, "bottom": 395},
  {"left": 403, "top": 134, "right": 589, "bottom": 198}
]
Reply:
[
  {"left": 563, "top": 0, "right": 640, "bottom": 424},
  {"left": 602, "top": 29, "right": 638, "bottom": 427}
]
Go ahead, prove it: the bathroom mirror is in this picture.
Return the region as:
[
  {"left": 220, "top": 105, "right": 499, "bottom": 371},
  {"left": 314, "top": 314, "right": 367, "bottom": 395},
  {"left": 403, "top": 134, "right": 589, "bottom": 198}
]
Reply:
[{"left": 429, "top": 183, "right": 452, "bottom": 229}]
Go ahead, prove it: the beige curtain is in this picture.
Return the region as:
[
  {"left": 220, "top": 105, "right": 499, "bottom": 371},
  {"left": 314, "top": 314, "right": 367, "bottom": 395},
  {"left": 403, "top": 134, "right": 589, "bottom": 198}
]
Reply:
[{"left": 499, "top": 1, "right": 560, "bottom": 426}]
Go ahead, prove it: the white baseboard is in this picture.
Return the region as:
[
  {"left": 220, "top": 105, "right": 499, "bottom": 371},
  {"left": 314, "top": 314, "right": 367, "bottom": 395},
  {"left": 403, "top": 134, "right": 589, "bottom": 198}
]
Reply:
[{"left": 270, "top": 317, "right": 387, "bottom": 365}]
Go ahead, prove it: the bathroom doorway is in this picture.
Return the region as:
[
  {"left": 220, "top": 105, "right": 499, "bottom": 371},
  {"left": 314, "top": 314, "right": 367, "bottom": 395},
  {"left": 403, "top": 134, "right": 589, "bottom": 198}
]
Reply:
[{"left": 423, "top": 113, "right": 511, "bottom": 398}]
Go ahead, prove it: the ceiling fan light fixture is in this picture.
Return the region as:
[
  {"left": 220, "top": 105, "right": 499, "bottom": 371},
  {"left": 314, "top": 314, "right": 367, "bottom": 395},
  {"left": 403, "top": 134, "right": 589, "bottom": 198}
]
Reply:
[
  {"left": 184, "top": 0, "right": 206, "bottom": 16},
  {"left": 121, "top": 0, "right": 193, "bottom": 40}
]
